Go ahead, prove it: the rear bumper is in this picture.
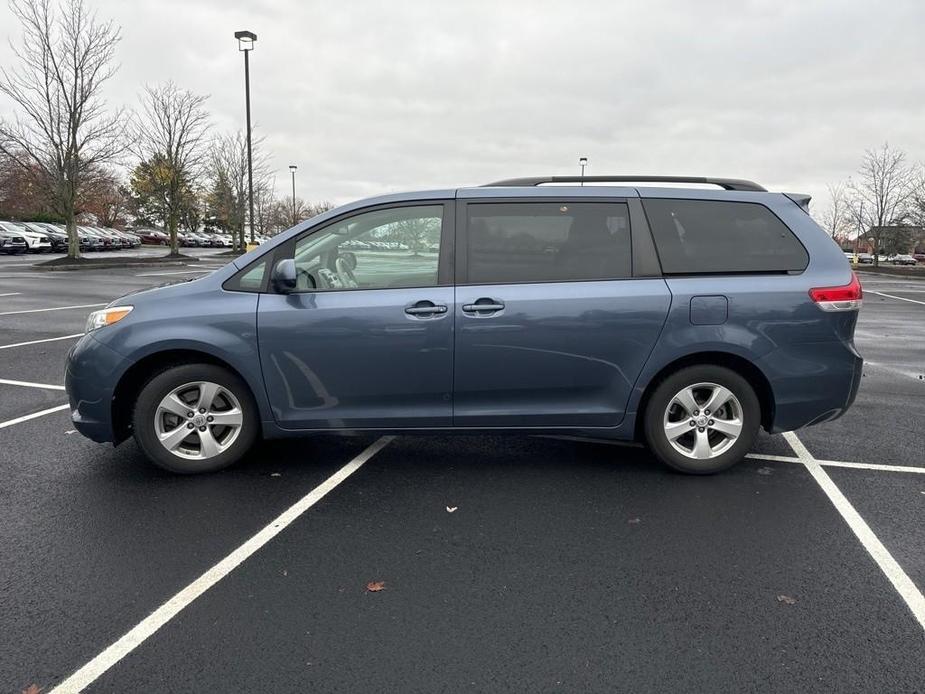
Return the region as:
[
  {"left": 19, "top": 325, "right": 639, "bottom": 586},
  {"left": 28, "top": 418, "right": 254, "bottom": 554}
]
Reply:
[
  {"left": 65, "top": 333, "right": 127, "bottom": 443},
  {"left": 760, "top": 339, "right": 863, "bottom": 433}
]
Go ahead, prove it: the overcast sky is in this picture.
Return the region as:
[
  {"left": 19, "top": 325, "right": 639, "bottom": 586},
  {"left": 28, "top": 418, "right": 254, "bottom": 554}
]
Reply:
[{"left": 2, "top": 0, "right": 924, "bottom": 213}]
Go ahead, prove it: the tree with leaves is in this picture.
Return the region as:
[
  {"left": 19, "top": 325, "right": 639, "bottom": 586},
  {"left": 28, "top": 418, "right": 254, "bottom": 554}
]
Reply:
[
  {"left": 0, "top": 0, "right": 124, "bottom": 258},
  {"left": 132, "top": 82, "right": 210, "bottom": 255}
]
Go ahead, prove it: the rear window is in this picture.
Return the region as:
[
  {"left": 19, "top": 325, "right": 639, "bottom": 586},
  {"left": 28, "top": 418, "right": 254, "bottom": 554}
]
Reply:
[
  {"left": 465, "top": 202, "right": 631, "bottom": 284},
  {"left": 643, "top": 199, "right": 808, "bottom": 274}
]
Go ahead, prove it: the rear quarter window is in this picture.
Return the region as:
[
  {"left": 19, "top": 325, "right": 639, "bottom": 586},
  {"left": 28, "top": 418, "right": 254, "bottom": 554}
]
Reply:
[{"left": 643, "top": 199, "right": 808, "bottom": 274}]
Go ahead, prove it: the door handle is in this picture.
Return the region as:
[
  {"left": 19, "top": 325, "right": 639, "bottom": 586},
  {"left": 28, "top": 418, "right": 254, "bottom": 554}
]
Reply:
[
  {"left": 405, "top": 302, "right": 448, "bottom": 316},
  {"left": 462, "top": 299, "right": 505, "bottom": 313}
]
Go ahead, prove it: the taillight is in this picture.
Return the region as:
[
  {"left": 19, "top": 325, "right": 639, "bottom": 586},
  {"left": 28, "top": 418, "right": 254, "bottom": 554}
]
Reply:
[{"left": 809, "top": 272, "right": 863, "bottom": 311}]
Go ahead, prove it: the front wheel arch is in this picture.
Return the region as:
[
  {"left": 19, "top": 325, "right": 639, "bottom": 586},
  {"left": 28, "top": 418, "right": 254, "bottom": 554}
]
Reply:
[{"left": 112, "top": 349, "right": 261, "bottom": 445}]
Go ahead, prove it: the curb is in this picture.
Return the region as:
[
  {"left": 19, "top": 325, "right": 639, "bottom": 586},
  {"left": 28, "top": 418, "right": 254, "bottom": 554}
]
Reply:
[{"left": 33, "top": 257, "right": 201, "bottom": 272}]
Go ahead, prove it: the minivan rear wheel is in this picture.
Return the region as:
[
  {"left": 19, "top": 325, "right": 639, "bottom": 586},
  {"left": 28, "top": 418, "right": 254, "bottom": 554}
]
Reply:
[
  {"left": 133, "top": 363, "right": 258, "bottom": 473},
  {"left": 643, "top": 365, "right": 760, "bottom": 474}
]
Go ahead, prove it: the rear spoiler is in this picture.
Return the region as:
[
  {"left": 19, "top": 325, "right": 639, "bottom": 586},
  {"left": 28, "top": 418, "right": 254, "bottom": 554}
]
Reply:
[{"left": 785, "top": 193, "right": 812, "bottom": 213}]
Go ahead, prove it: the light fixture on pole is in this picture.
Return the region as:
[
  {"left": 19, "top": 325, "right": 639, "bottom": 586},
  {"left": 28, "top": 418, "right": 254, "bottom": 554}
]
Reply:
[
  {"left": 289, "top": 165, "right": 298, "bottom": 225},
  {"left": 234, "top": 29, "right": 257, "bottom": 246},
  {"left": 579, "top": 156, "right": 588, "bottom": 186}
]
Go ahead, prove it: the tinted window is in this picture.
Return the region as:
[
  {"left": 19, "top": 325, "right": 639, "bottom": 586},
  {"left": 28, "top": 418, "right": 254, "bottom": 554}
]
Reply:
[
  {"left": 644, "top": 199, "right": 808, "bottom": 274},
  {"left": 465, "top": 202, "right": 631, "bottom": 284},
  {"left": 292, "top": 205, "right": 443, "bottom": 291}
]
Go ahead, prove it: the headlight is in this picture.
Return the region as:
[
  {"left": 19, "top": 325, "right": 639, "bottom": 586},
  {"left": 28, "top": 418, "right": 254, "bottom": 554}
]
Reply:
[{"left": 85, "top": 305, "right": 133, "bottom": 332}]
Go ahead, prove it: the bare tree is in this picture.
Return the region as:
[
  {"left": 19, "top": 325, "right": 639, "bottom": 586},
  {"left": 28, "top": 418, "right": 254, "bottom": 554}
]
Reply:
[
  {"left": 818, "top": 182, "right": 851, "bottom": 244},
  {"left": 847, "top": 143, "right": 917, "bottom": 266},
  {"left": 0, "top": 0, "right": 124, "bottom": 258},
  {"left": 132, "top": 82, "right": 210, "bottom": 255},
  {"left": 208, "top": 130, "right": 269, "bottom": 250}
]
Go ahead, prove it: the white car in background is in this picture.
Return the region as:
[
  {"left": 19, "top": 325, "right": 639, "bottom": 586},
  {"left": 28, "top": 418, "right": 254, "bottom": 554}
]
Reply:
[{"left": 0, "top": 220, "right": 52, "bottom": 253}]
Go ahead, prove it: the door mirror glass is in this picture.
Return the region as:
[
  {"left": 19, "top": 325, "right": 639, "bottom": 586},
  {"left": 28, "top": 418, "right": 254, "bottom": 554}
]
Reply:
[{"left": 271, "top": 258, "right": 297, "bottom": 292}]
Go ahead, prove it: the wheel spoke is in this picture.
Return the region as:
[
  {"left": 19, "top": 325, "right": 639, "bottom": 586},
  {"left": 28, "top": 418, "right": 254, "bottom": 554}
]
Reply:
[
  {"left": 691, "top": 429, "right": 713, "bottom": 459},
  {"left": 209, "top": 408, "right": 242, "bottom": 428},
  {"left": 702, "top": 386, "right": 733, "bottom": 415},
  {"left": 158, "top": 393, "right": 190, "bottom": 418},
  {"left": 197, "top": 427, "right": 222, "bottom": 458},
  {"left": 672, "top": 387, "right": 698, "bottom": 416},
  {"left": 710, "top": 417, "right": 742, "bottom": 439},
  {"left": 159, "top": 425, "right": 191, "bottom": 451},
  {"left": 197, "top": 382, "right": 221, "bottom": 412},
  {"left": 664, "top": 420, "right": 692, "bottom": 441}
]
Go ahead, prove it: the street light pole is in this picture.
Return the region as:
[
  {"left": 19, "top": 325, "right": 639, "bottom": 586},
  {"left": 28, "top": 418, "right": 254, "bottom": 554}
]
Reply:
[
  {"left": 235, "top": 30, "right": 257, "bottom": 247},
  {"left": 579, "top": 156, "right": 588, "bottom": 186},
  {"left": 289, "top": 164, "right": 298, "bottom": 225}
]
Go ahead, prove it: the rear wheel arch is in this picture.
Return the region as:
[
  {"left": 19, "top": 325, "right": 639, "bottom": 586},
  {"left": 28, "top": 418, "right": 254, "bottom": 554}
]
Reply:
[
  {"left": 111, "top": 349, "right": 261, "bottom": 444},
  {"left": 635, "top": 351, "right": 775, "bottom": 440}
]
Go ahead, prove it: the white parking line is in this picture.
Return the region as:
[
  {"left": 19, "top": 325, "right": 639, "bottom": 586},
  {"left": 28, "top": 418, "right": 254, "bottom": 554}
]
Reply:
[
  {"left": 0, "top": 291, "right": 22, "bottom": 297},
  {"left": 0, "top": 303, "right": 105, "bottom": 316},
  {"left": 0, "top": 333, "right": 83, "bottom": 350},
  {"left": 49, "top": 435, "right": 395, "bottom": 694},
  {"left": 869, "top": 291, "right": 925, "bottom": 306},
  {"left": 783, "top": 431, "right": 925, "bottom": 632},
  {"left": 0, "top": 404, "right": 69, "bottom": 429},
  {"left": 746, "top": 452, "right": 925, "bottom": 474},
  {"left": 0, "top": 378, "right": 65, "bottom": 390}
]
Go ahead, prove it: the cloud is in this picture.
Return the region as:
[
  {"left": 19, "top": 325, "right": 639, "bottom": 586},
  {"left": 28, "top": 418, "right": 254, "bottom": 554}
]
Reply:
[{"left": 1, "top": 0, "right": 924, "bottom": 213}]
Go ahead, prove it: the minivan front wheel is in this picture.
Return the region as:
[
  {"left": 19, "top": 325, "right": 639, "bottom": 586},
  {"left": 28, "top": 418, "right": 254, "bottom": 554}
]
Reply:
[
  {"left": 133, "top": 364, "right": 258, "bottom": 473},
  {"left": 644, "top": 365, "right": 760, "bottom": 474}
]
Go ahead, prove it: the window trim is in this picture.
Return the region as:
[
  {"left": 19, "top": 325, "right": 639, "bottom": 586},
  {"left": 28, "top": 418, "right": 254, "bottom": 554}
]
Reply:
[
  {"left": 232, "top": 200, "right": 455, "bottom": 295},
  {"left": 455, "top": 197, "right": 639, "bottom": 287},
  {"left": 640, "top": 197, "right": 809, "bottom": 277}
]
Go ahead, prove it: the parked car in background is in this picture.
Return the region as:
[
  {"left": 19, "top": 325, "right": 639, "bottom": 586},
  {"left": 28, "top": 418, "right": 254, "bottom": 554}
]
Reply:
[
  {"left": 22, "top": 222, "right": 68, "bottom": 252},
  {"left": 0, "top": 220, "right": 52, "bottom": 252},
  {"left": 913, "top": 253, "right": 925, "bottom": 263},
  {"left": 108, "top": 228, "right": 141, "bottom": 248},
  {"left": 39, "top": 223, "right": 96, "bottom": 252},
  {"left": 889, "top": 254, "right": 917, "bottom": 265},
  {"left": 0, "top": 228, "right": 28, "bottom": 254},
  {"left": 136, "top": 228, "right": 169, "bottom": 245},
  {"left": 67, "top": 174, "right": 863, "bottom": 476},
  {"left": 177, "top": 232, "right": 200, "bottom": 247},
  {"left": 79, "top": 226, "right": 114, "bottom": 250},
  {"left": 856, "top": 253, "right": 873, "bottom": 264}
]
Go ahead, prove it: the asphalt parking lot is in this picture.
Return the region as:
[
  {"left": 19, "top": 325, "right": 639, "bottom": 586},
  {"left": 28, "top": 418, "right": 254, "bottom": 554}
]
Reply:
[{"left": 1, "top": 256, "right": 923, "bottom": 693}]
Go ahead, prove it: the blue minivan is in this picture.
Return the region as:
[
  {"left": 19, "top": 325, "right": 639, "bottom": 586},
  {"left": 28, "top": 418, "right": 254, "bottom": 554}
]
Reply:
[{"left": 66, "top": 176, "right": 863, "bottom": 474}]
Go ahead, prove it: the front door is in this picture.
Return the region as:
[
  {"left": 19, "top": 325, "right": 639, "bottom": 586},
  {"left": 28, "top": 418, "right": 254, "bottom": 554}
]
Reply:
[
  {"left": 453, "top": 199, "right": 671, "bottom": 428},
  {"left": 258, "top": 202, "right": 454, "bottom": 429}
]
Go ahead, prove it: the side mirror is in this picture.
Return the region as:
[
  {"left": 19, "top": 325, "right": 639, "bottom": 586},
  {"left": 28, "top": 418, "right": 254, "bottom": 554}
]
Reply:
[{"left": 271, "top": 258, "right": 297, "bottom": 293}]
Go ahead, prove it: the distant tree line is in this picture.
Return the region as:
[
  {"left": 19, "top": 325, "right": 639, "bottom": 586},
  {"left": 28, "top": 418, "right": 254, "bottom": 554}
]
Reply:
[
  {"left": 818, "top": 143, "right": 925, "bottom": 265},
  {"left": 0, "top": 0, "right": 331, "bottom": 258}
]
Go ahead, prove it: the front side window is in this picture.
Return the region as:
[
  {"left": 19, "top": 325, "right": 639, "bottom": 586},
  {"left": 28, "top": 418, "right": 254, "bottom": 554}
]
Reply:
[
  {"left": 643, "top": 199, "right": 809, "bottom": 274},
  {"left": 291, "top": 205, "right": 443, "bottom": 291},
  {"left": 465, "top": 202, "right": 631, "bottom": 284}
]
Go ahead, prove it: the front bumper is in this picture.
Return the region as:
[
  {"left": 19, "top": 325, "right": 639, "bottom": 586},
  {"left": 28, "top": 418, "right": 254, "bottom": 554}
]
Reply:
[{"left": 65, "top": 332, "right": 128, "bottom": 443}]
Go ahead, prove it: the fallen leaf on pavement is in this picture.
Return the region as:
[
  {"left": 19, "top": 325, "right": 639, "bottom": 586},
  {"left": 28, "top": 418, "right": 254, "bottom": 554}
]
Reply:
[
  {"left": 270, "top": 472, "right": 281, "bottom": 477},
  {"left": 446, "top": 506, "right": 458, "bottom": 513},
  {"left": 776, "top": 594, "right": 797, "bottom": 605},
  {"left": 628, "top": 517, "right": 641, "bottom": 524},
  {"left": 21, "top": 685, "right": 41, "bottom": 694},
  {"left": 366, "top": 581, "right": 386, "bottom": 592},
  {"left": 757, "top": 467, "right": 774, "bottom": 475}
]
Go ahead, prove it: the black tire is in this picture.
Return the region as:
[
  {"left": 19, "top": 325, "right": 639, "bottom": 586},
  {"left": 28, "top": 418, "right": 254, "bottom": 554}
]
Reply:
[
  {"left": 132, "top": 363, "right": 259, "bottom": 474},
  {"left": 643, "top": 364, "right": 761, "bottom": 475}
]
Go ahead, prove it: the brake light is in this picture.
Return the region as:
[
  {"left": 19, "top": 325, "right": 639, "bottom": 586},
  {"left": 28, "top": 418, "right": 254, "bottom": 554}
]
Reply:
[{"left": 809, "top": 273, "right": 862, "bottom": 311}]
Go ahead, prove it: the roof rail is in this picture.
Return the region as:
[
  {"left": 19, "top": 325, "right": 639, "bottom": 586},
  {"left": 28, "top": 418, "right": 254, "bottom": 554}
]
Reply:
[{"left": 483, "top": 175, "right": 767, "bottom": 192}]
